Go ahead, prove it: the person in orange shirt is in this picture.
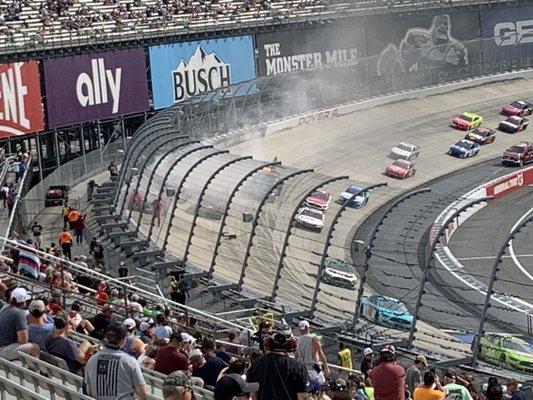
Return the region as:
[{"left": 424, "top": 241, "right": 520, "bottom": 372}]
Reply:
[
  {"left": 68, "top": 208, "right": 80, "bottom": 229},
  {"left": 413, "top": 371, "right": 445, "bottom": 400},
  {"left": 59, "top": 228, "right": 73, "bottom": 260}
]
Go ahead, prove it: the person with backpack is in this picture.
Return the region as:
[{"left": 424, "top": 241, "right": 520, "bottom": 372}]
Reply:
[{"left": 484, "top": 377, "right": 503, "bottom": 400}]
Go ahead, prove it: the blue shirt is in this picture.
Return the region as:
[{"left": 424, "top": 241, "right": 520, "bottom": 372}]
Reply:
[{"left": 28, "top": 323, "right": 54, "bottom": 351}]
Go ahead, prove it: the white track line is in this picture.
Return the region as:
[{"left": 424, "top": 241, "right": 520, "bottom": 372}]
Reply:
[
  {"left": 509, "top": 208, "right": 533, "bottom": 281},
  {"left": 457, "top": 254, "right": 533, "bottom": 261}
]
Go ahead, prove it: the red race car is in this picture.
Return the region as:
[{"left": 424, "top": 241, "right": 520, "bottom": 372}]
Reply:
[
  {"left": 385, "top": 159, "right": 417, "bottom": 179},
  {"left": 305, "top": 188, "right": 331, "bottom": 211},
  {"left": 501, "top": 100, "right": 533, "bottom": 117}
]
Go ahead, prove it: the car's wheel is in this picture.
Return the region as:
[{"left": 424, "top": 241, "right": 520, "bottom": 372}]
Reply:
[
  {"left": 523, "top": 124, "right": 528, "bottom": 130},
  {"left": 498, "top": 354, "right": 506, "bottom": 368}
]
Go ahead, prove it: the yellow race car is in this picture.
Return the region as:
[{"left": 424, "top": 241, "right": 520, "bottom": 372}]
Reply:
[{"left": 452, "top": 112, "right": 483, "bottom": 130}]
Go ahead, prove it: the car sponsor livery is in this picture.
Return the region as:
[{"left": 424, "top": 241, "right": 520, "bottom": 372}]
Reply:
[
  {"left": 501, "top": 100, "right": 533, "bottom": 117},
  {"left": 44, "top": 49, "right": 150, "bottom": 128},
  {"left": 295, "top": 207, "right": 324, "bottom": 231},
  {"left": 305, "top": 188, "right": 331, "bottom": 211},
  {"left": 385, "top": 159, "right": 417, "bottom": 179},
  {"left": 388, "top": 142, "right": 420, "bottom": 160},
  {"left": 465, "top": 127, "right": 496, "bottom": 145},
  {"left": 0, "top": 61, "right": 44, "bottom": 138},
  {"left": 452, "top": 112, "right": 483, "bottom": 130},
  {"left": 480, "top": 334, "right": 533, "bottom": 373},
  {"left": 448, "top": 139, "right": 480, "bottom": 158},
  {"left": 501, "top": 142, "right": 533, "bottom": 166},
  {"left": 322, "top": 257, "right": 357, "bottom": 290},
  {"left": 149, "top": 36, "right": 256, "bottom": 109},
  {"left": 498, "top": 116, "right": 529, "bottom": 133},
  {"left": 338, "top": 186, "right": 369, "bottom": 208},
  {"left": 360, "top": 295, "right": 413, "bottom": 330}
]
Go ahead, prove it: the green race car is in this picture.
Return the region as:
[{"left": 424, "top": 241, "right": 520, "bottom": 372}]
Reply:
[{"left": 479, "top": 334, "right": 533, "bottom": 373}]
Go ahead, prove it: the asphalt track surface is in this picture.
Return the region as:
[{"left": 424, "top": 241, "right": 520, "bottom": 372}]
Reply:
[
  {"left": 449, "top": 187, "right": 533, "bottom": 306},
  {"left": 131, "top": 78, "right": 533, "bottom": 355}
]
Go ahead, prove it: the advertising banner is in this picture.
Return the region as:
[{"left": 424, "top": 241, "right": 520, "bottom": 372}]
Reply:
[
  {"left": 481, "top": 6, "right": 533, "bottom": 62},
  {"left": 0, "top": 61, "right": 44, "bottom": 138},
  {"left": 149, "top": 36, "right": 256, "bottom": 109},
  {"left": 44, "top": 48, "right": 150, "bottom": 129},
  {"left": 255, "top": 24, "right": 364, "bottom": 76},
  {"left": 364, "top": 12, "right": 481, "bottom": 76},
  {"left": 485, "top": 166, "right": 533, "bottom": 199}
]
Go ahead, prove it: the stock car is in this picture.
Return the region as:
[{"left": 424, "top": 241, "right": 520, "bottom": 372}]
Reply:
[
  {"left": 448, "top": 139, "right": 480, "bottom": 158},
  {"left": 452, "top": 112, "right": 483, "bottom": 130},
  {"left": 501, "top": 100, "right": 533, "bottom": 117},
  {"left": 501, "top": 141, "right": 533, "bottom": 166},
  {"left": 385, "top": 159, "right": 417, "bottom": 179},
  {"left": 498, "top": 116, "right": 529, "bottom": 133},
  {"left": 305, "top": 188, "right": 332, "bottom": 211},
  {"left": 480, "top": 334, "right": 533, "bottom": 373},
  {"left": 44, "top": 185, "right": 69, "bottom": 207},
  {"left": 322, "top": 257, "right": 357, "bottom": 290},
  {"left": 294, "top": 207, "right": 324, "bottom": 231},
  {"left": 388, "top": 142, "right": 420, "bottom": 161},
  {"left": 359, "top": 295, "right": 413, "bottom": 330},
  {"left": 338, "top": 186, "right": 369, "bottom": 208},
  {"left": 465, "top": 127, "right": 496, "bottom": 145}
]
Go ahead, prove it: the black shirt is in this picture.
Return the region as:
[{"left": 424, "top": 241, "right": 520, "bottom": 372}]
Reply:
[
  {"left": 32, "top": 224, "right": 43, "bottom": 236},
  {"left": 193, "top": 355, "right": 228, "bottom": 388},
  {"left": 361, "top": 358, "right": 372, "bottom": 378},
  {"left": 90, "top": 313, "right": 112, "bottom": 340},
  {"left": 247, "top": 353, "right": 308, "bottom": 400}
]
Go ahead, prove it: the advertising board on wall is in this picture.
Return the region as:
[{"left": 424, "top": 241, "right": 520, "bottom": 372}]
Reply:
[
  {"left": 255, "top": 24, "right": 365, "bottom": 76},
  {"left": 43, "top": 48, "right": 150, "bottom": 129},
  {"left": 364, "top": 12, "right": 481, "bottom": 76},
  {"left": 481, "top": 6, "right": 533, "bottom": 62},
  {"left": 0, "top": 61, "right": 44, "bottom": 139},
  {"left": 149, "top": 36, "right": 256, "bottom": 109},
  {"left": 485, "top": 166, "right": 533, "bottom": 199}
]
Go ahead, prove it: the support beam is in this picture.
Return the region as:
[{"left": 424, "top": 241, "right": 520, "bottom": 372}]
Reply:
[
  {"left": 238, "top": 169, "right": 314, "bottom": 291},
  {"left": 208, "top": 161, "right": 281, "bottom": 279},
  {"left": 308, "top": 182, "right": 387, "bottom": 319},
  {"left": 270, "top": 175, "right": 349, "bottom": 302},
  {"left": 183, "top": 156, "right": 252, "bottom": 262}
]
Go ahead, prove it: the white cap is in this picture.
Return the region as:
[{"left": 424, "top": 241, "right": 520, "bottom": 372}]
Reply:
[
  {"left": 139, "top": 321, "right": 151, "bottom": 332},
  {"left": 181, "top": 332, "right": 196, "bottom": 344},
  {"left": 124, "top": 318, "right": 136, "bottom": 330},
  {"left": 11, "top": 287, "right": 31, "bottom": 303},
  {"left": 298, "top": 320, "right": 310, "bottom": 330},
  {"left": 363, "top": 347, "right": 374, "bottom": 356}
]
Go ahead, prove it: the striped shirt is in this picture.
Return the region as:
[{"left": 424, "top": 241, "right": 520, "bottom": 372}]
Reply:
[{"left": 85, "top": 347, "right": 145, "bottom": 400}]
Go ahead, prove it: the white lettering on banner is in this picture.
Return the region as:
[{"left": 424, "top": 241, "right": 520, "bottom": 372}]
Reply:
[
  {"left": 492, "top": 172, "right": 524, "bottom": 195},
  {"left": 263, "top": 42, "right": 358, "bottom": 75},
  {"left": 76, "top": 58, "right": 122, "bottom": 113},
  {"left": 494, "top": 19, "right": 533, "bottom": 46},
  {"left": 0, "top": 62, "right": 30, "bottom": 129},
  {"left": 298, "top": 109, "right": 338, "bottom": 125},
  {"left": 172, "top": 45, "right": 231, "bottom": 102}
]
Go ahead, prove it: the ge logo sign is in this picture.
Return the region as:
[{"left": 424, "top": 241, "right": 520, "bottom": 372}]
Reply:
[{"left": 494, "top": 20, "right": 533, "bottom": 46}]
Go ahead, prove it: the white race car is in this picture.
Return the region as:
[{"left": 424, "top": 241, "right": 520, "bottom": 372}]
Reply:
[
  {"left": 294, "top": 207, "right": 324, "bottom": 231},
  {"left": 389, "top": 142, "right": 420, "bottom": 161}
]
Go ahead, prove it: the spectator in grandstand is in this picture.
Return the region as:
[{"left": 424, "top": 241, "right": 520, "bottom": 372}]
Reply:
[
  {"left": 90, "top": 303, "right": 115, "bottom": 340},
  {"left": 251, "top": 320, "right": 272, "bottom": 353},
  {"left": 442, "top": 370, "right": 472, "bottom": 400},
  {"left": 48, "top": 290, "right": 64, "bottom": 314},
  {"left": 61, "top": 202, "right": 70, "bottom": 228},
  {"left": 138, "top": 344, "right": 158, "bottom": 370},
  {"left": 484, "top": 378, "right": 504, "bottom": 400},
  {"left": 85, "top": 321, "right": 147, "bottom": 399},
  {"left": 296, "top": 320, "right": 329, "bottom": 384},
  {"left": 163, "top": 370, "right": 196, "bottom": 400},
  {"left": 0, "top": 287, "right": 40, "bottom": 360},
  {"left": 406, "top": 355, "right": 428, "bottom": 394},
  {"left": 27, "top": 299, "right": 54, "bottom": 351},
  {"left": 94, "top": 280, "right": 109, "bottom": 306},
  {"left": 90, "top": 239, "right": 105, "bottom": 268},
  {"left": 369, "top": 345, "right": 406, "bottom": 400},
  {"left": 59, "top": 227, "right": 73, "bottom": 260},
  {"left": 190, "top": 347, "right": 228, "bottom": 388},
  {"left": 17, "top": 242, "right": 42, "bottom": 280},
  {"left": 0, "top": 182, "right": 9, "bottom": 208},
  {"left": 360, "top": 347, "right": 374, "bottom": 379},
  {"left": 247, "top": 327, "right": 308, "bottom": 400},
  {"left": 506, "top": 379, "right": 526, "bottom": 400},
  {"left": 67, "top": 301, "right": 95, "bottom": 334},
  {"left": 139, "top": 320, "right": 155, "bottom": 345},
  {"left": 118, "top": 260, "right": 128, "bottom": 278},
  {"left": 67, "top": 207, "right": 80, "bottom": 229},
  {"left": 215, "top": 363, "right": 259, "bottom": 400},
  {"left": 108, "top": 161, "right": 118, "bottom": 177},
  {"left": 154, "top": 331, "right": 189, "bottom": 375},
  {"left": 154, "top": 313, "right": 173, "bottom": 344},
  {"left": 123, "top": 318, "right": 146, "bottom": 358},
  {"left": 338, "top": 342, "right": 353, "bottom": 371},
  {"left": 72, "top": 212, "right": 86, "bottom": 245},
  {"left": 31, "top": 221, "right": 43, "bottom": 249},
  {"left": 202, "top": 336, "right": 233, "bottom": 364},
  {"left": 413, "top": 371, "right": 444, "bottom": 400}
]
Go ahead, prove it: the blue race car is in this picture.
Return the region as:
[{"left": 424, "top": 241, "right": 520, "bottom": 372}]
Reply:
[
  {"left": 359, "top": 295, "right": 413, "bottom": 330},
  {"left": 338, "top": 185, "right": 369, "bottom": 208},
  {"left": 448, "top": 139, "right": 480, "bottom": 158}
]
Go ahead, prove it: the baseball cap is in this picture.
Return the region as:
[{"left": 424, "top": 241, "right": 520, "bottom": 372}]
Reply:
[
  {"left": 363, "top": 347, "right": 374, "bottom": 356},
  {"left": 139, "top": 321, "right": 151, "bottom": 332},
  {"left": 163, "top": 370, "right": 193, "bottom": 392},
  {"left": 415, "top": 355, "right": 428, "bottom": 366},
  {"left": 123, "top": 318, "right": 136, "bottom": 330},
  {"left": 29, "top": 299, "right": 45, "bottom": 313},
  {"left": 181, "top": 332, "right": 196, "bottom": 344},
  {"left": 189, "top": 349, "right": 204, "bottom": 362},
  {"left": 11, "top": 287, "right": 31, "bottom": 303},
  {"left": 298, "top": 320, "right": 310, "bottom": 330},
  {"left": 380, "top": 344, "right": 396, "bottom": 354},
  {"left": 215, "top": 373, "right": 259, "bottom": 400}
]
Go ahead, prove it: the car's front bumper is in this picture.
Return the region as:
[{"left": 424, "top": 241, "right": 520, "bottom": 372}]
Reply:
[{"left": 501, "top": 157, "right": 522, "bottom": 165}]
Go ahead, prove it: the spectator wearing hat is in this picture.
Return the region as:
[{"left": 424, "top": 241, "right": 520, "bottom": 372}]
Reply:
[
  {"left": 406, "top": 355, "right": 428, "bottom": 394},
  {"left": 45, "top": 315, "right": 91, "bottom": 373},
  {"left": 94, "top": 281, "right": 109, "bottom": 306},
  {"left": 123, "top": 318, "right": 146, "bottom": 358},
  {"left": 163, "top": 370, "right": 196, "bottom": 400},
  {"left": 155, "top": 331, "right": 190, "bottom": 375},
  {"left": 369, "top": 345, "right": 406, "bottom": 400},
  {"left": 190, "top": 347, "right": 228, "bottom": 388},
  {"left": 118, "top": 261, "right": 128, "bottom": 278},
  {"left": 443, "top": 370, "right": 472, "bottom": 400},
  {"left": 296, "top": 320, "right": 329, "bottom": 384},
  {"left": 90, "top": 303, "right": 114, "bottom": 340},
  {"left": 215, "top": 370, "right": 259, "bottom": 400},
  {"left": 85, "top": 322, "right": 147, "bottom": 399},
  {"left": 27, "top": 299, "right": 54, "bottom": 351},
  {"left": 413, "top": 371, "right": 444, "bottom": 400},
  {"left": 361, "top": 347, "right": 374, "bottom": 379},
  {"left": 506, "top": 379, "right": 526, "bottom": 400},
  {"left": 139, "top": 320, "right": 155, "bottom": 345},
  {"left": 0, "top": 287, "right": 40, "bottom": 360},
  {"left": 48, "top": 290, "right": 64, "bottom": 315}
]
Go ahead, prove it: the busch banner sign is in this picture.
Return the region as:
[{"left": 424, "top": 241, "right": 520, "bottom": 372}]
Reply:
[{"left": 0, "top": 61, "right": 44, "bottom": 138}]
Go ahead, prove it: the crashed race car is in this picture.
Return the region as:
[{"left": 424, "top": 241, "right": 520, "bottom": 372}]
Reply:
[{"left": 44, "top": 185, "right": 69, "bottom": 207}]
